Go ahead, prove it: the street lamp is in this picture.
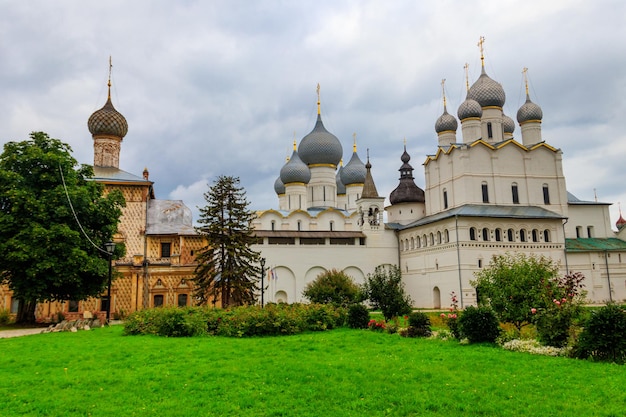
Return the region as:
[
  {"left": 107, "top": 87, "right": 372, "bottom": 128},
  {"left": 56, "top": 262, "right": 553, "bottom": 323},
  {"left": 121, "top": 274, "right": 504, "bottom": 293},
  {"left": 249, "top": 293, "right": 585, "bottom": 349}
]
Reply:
[
  {"left": 104, "top": 240, "right": 116, "bottom": 325},
  {"left": 260, "top": 257, "right": 266, "bottom": 308}
]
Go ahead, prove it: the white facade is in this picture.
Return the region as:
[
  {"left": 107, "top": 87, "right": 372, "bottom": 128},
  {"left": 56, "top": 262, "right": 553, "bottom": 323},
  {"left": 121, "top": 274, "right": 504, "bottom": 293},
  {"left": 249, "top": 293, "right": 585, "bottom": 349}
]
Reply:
[{"left": 253, "top": 58, "right": 626, "bottom": 307}]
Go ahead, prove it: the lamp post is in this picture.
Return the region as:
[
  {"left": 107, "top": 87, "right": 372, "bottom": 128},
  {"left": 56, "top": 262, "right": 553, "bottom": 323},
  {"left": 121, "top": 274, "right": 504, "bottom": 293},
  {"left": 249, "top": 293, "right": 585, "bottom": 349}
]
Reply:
[
  {"left": 104, "top": 240, "right": 116, "bottom": 325},
  {"left": 260, "top": 257, "right": 266, "bottom": 308}
]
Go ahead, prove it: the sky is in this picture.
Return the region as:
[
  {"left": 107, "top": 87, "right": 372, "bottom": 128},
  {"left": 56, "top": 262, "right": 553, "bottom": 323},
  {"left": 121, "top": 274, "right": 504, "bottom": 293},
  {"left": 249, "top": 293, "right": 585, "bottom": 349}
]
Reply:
[{"left": 2, "top": 0, "right": 626, "bottom": 228}]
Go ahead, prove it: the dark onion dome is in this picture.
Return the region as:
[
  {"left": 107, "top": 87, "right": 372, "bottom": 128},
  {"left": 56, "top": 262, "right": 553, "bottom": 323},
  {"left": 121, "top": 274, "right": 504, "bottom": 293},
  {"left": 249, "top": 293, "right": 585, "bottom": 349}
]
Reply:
[
  {"left": 457, "top": 96, "right": 483, "bottom": 120},
  {"left": 503, "top": 113, "right": 515, "bottom": 134},
  {"left": 88, "top": 96, "right": 128, "bottom": 138},
  {"left": 389, "top": 146, "right": 425, "bottom": 204},
  {"left": 336, "top": 166, "right": 346, "bottom": 194},
  {"left": 468, "top": 69, "right": 506, "bottom": 108},
  {"left": 516, "top": 94, "right": 543, "bottom": 123},
  {"left": 341, "top": 151, "right": 366, "bottom": 185},
  {"left": 617, "top": 212, "right": 626, "bottom": 230},
  {"left": 280, "top": 150, "right": 311, "bottom": 184},
  {"left": 298, "top": 114, "right": 343, "bottom": 166},
  {"left": 435, "top": 106, "right": 458, "bottom": 133},
  {"left": 274, "top": 176, "right": 285, "bottom": 195}
]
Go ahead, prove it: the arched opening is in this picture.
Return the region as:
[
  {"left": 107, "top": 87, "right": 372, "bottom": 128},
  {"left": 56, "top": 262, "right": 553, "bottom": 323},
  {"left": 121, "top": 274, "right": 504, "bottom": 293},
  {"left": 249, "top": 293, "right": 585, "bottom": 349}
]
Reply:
[{"left": 433, "top": 287, "right": 441, "bottom": 309}]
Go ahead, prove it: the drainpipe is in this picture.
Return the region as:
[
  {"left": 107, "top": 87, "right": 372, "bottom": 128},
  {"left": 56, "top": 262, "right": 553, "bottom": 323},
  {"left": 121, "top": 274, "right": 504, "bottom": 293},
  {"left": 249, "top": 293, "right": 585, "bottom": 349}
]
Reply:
[
  {"left": 562, "top": 218, "right": 569, "bottom": 273},
  {"left": 455, "top": 214, "right": 464, "bottom": 308},
  {"left": 605, "top": 250, "right": 613, "bottom": 302}
]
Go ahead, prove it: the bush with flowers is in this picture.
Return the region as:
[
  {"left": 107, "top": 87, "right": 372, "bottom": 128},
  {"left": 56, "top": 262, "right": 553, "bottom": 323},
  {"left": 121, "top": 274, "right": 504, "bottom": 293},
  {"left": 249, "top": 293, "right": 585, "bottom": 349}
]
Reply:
[
  {"left": 440, "top": 291, "right": 460, "bottom": 339},
  {"left": 367, "top": 318, "right": 386, "bottom": 332},
  {"left": 533, "top": 272, "right": 586, "bottom": 348}
]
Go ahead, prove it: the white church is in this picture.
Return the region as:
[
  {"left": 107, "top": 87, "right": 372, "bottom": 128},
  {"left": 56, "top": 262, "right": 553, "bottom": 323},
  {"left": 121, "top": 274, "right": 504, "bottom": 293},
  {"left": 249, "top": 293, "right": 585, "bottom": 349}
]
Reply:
[{"left": 251, "top": 45, "right": 626, "bottom": 308}]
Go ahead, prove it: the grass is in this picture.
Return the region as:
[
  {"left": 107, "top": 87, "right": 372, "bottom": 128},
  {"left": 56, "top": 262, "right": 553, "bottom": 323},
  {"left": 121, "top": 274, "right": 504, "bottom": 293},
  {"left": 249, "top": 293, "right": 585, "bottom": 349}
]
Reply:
[{"left": 0, "top": 326, "right": 625, "bottom": 416}]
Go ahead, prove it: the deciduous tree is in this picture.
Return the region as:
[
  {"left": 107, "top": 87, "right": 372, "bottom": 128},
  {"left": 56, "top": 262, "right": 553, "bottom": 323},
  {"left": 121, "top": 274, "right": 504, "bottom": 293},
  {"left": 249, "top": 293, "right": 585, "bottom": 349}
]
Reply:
[
  {"left": 362, "top": 265, "right": 412, "bottom": 321},
  {"left": 193, "top": 176, "right": 260, "bottom": 308},
  {"left": 0, "top": 132, "right": 125, "bottom": 323},
  {"left": 303, "top": 269, "right": 360, "bottom": 307}
]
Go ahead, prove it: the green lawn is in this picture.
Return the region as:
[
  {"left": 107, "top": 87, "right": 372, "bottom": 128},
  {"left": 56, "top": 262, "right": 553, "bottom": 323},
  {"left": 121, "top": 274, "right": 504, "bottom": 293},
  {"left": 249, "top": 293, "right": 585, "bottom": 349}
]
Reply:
[{"left": 0, "top": 326, "right": 624, "bottom": 416}]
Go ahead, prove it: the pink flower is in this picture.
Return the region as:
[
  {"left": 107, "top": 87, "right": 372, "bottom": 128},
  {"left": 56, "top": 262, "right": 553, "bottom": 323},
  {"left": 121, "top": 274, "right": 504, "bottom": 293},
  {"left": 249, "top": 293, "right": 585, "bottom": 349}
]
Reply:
[
  {"left": 555, "top": 300, "right": 561, "bottom": 306},
  {"left": 440, "top": 313, "right": 446, "bottom": 318},
  {"left": 531, "top": 308, "right": 537, "bottom": 314},
  {"left": 562, "top": 298, "right": 567, "bottom": 303}
]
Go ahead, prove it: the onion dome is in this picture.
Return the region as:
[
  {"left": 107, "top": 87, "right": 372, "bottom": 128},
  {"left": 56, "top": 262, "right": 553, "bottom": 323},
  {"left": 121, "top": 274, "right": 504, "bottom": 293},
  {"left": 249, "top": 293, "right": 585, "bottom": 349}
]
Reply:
[
  {"left": 617, "top": 208, "right": 626, "bottom": 230},
  {"left": 435, "top": 107, "right": 458, "bottom": 133},
  {"left": 517, "top": 94, "right": 543, "bottom": 123},
  {"left": 298, "top": 114, "right": 343, "bottom": 166},
  {"left": 503, "top": 114, "right": 515, "bottom": 134},
  {"left": 389, "top": 146, "right": 425, "bottom": 204},
  {"left": 88, "top": 95, "right": 128, "bottom": 138},
  {"left": 336, "top": 165, "right": 346, "bottom": 194},
  {"left": 468, "top": 69, "right": 506, "bottom": 108},
  {"left": 457, "top": 96, "right": 483, "bottom": 120},
  {"left": 341, "top": 150, "right": 366, "bottom": 185},
  {"left": 274, "top": 176, "right": 285, "bottom": 195},
  {"left": 280, "top": 150, "right": 310, "bottom": 184}
]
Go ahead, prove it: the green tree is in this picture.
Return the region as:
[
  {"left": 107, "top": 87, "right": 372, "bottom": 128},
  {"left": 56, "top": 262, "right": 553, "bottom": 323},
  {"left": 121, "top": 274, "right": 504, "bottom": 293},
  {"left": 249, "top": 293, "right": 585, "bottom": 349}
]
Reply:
[
  {"left": 472, "top": 253, "right": 559, "bottom": 332},
  {"left": 302, "top": 269, "right": 360, "bottom": 307},
  {"left": 193, "top": 175, "right": 260, "bottom": 308},
  {"left": 0, "top": 132, "right": 125, "bottom": 323},
  {"left": 362, "top": 265, "right": 412, "bottom": 321}
]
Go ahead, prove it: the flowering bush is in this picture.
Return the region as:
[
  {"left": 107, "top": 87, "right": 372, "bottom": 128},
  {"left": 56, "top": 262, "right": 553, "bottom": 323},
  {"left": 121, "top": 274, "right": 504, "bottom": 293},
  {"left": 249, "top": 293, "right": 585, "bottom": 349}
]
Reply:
[
  {"left": 501, "top": 339, "right": 571, "bottom": 357},
  {"left": 441, "top": 291, "right": 461, "bottom": 339},
  {"left": 368, "top": 318, "right": 386, "bottom": 331}
]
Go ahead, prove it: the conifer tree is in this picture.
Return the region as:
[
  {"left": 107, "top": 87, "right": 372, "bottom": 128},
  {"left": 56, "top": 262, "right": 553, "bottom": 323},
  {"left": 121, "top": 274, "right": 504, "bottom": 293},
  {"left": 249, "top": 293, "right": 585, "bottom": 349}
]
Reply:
[{"left": 193, "top": 176, "right": 260, "bottom": 307}]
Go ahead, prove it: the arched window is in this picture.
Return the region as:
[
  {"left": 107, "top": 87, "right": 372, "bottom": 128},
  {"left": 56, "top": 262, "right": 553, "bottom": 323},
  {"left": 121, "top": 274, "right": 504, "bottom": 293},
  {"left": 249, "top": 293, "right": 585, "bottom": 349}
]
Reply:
[
  {"left": 532, "top": 229, "right": 539, "bottom": 242},
  {"left": 543, "top": 184, "right": 550, "bottom": 205},
  {"left": 511, "top": 183, "right": 519, "bottom": 204},
  {"left": 444, "top": 229, "right": 450, "bottom": 243},
  {"left": 507, "top": 228, "right": 515, "bottom": 242},
  {"left": 297, "top": 220, "right": 302, "bottom": 231},
  {"left": 520, "top": 229, "right": 527, "bottom": 242},
  {"left": 495, "top": 228, "right": 502, "bottom": 242},
  {"left": 430, "top": 233, "right": 435, "bottom": 246},
  {"left": 437, "top": 231, "right": 442, "bottom": 244},
  {"left": 487, "top": 122, "right": 493, "bottom": 139},
  {"left": 482, "top": 182, "right": 489, "bottom": 203},
  {"left": 443, "top": 189, "right": 448, "bottom": 209},
  {"left": 469, "top": 227, "right": 477, "bottom": 241},
  {"left": 416, "top": 236, "right": 421, "bottom": 248},
  {"left": 543, "top": 229, "right": 550, "bottom": 242},
  {"left": 410, "top": 237, "right": 415, "bottom": 250},
  {"left": 423, "top": 234, "right": 428, "bottom": 247},
  {"left": 329, "top": 221, "right": 334, "bottom": 231},
  {"left": 271, "top": 220, "right": 276, "bottom": 231},
  {"left": 482, "top": 228, "right": 490, "bottom": 241}
]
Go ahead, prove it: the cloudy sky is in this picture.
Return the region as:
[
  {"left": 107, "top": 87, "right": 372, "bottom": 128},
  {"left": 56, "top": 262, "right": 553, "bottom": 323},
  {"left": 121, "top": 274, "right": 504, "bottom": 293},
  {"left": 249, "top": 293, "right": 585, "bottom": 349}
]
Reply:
[{"left": 2, "top": 0, "right": 626, "bottom": 228}]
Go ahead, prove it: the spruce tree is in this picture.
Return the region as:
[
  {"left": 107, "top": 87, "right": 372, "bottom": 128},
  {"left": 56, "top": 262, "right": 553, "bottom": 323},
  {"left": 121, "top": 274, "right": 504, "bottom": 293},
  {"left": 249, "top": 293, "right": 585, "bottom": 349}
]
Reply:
[{"left": 193, "top": 176, "right": 261, "bottom": 307}]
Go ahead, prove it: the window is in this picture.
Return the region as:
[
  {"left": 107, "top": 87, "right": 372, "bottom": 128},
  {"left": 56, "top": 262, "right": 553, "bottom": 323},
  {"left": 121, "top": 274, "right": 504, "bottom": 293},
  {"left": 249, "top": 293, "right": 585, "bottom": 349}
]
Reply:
[
  {"left": 576, "top": 226, "right": 582, "bottom": 238},
  {"left": 271, "top": 220, "right": 276, "bottom": 231},
  {"left": 487, "top": 122, "right": 493, "bottom": 139},
  {"left": 495, "top": 228, "right": 502, "bottom": 242},
  {"left": 430, "top": 233, "right": 434, "bottom": 246},
  {"left": 153, "top": 295, "right": 164, "bottom": 307},
  {"left": 68, "top": 300, "right": 79, "bottom": 313},
  {"left": 329, "top": 221, "right": 334, "bottom": 231},
  {"left": 443, "top": 189, "right": 448, "bottom": 209},
  {"left": 437, "top": 231, "right": 442, "bottom": 244},
  {"left": 10, "top": 298, "right": 19, "bottom": 314},
  {"left": 520, "top": 229, "right": 527, "bottom": 242},
  {"left": 512, "top": 183, "right": 519, "bottom": 204},
  {"left": 423, "top": 234, "right": 427, "bottom": 247},
  {"left": 543, "top": 229, "right": 550, "bottom": 242},
  {"left": 532, "top": 229, "right": 539, "bottom": 242},
  {"left": 587, "top": 226, "right": 594, "bottom": 238},
  {"left": 161, "top": 242, "right": 171, "bottom": 258},
  {"left": 478, "top": 259, "right": 483, "bottom": 268},
  {"left": 410, "top": 237, "right": 415, "bottom": 250},
  {"left": 297, "top": 220, "right": 302, "bottom": 231},
  {"left": 444, "top": 230, "right": 450, "bottom": 243},
  {"left": 543, "top": 184, "right": 550, "bottom": 205},
  {"left": 469, "top": 227, "right": 477, "bottom": 241},
  {"left": 178, "top": 294, "right": 188, "bottom": 307},
  {"left": 416, "top": 236, "right": 421, "bottom": 248},
  {"left": 101, "top": 296, "right": 110, "bottom": 313},
  {"left": 482, "top": 182, "right": 489, "bottom": 203},
  {"left": 482, "top": 228, "right": 490, "bottom": 241},
  {"left": 507, "top": 228, "right": 514, "bottom": 242}
]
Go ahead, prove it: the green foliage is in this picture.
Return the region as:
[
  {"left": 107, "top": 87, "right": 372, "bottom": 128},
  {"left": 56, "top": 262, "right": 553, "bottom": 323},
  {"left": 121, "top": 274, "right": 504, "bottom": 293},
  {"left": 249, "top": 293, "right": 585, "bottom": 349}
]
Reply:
[
  {"left": 302, "top": 269, "right": 360, "bottom": 307},
  {"left": 573, "top": 303, "right": 626, "bottom": 364},
  {"left": 0, "top": 132, "right": 125, "bottom": 323},
  {"left": 458, "top": 306, "right": 501, "bottom": 343},
  {"left": 347, "top": 303, "right": 370, "bottom": 329},
  {"left": 361, "top": 265, "right": 412, "bottom": 321},
  {"left": 406, "top": 311, "right": 432, "bottom": 338},
  {"left": 124, "top": 303, "right": 346, "bottom": 338},
  {"left": 472, "top": 253, "right": 559, "bottom": 332},
  {"left": 123, "top": 307, "right": 209, "bottom": 337},
  {"left": 534, "top": 272, "right": 586, "bottom": 348},
  {"left": 193, "top": 175, "right": 261, "bottom": 308},
  {"left": 0, "top": 309, "right": 12, "bottom": 325}
]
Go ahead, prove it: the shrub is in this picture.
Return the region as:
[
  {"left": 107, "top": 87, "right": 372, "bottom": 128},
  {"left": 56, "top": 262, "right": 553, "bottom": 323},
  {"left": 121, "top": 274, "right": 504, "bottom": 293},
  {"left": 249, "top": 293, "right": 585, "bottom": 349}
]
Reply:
[
  {"left": 123, "top": 307, "right": 208, "bottom": 337},
  {"left": 302, "top": 269, "right": 361, "bottom": 307},
  {"left": 458, "top": 306, "right": 500, "bottom": 343},
  {"left": 406, "top": 311, "right": 431, "bottom": 338},
  {"left": 535, "top": 303, "right": 573, "bottom": 348},
  {"left": 572, "top": 303, "right": 626, "bottom": 364},
  {"left": 361, "top": 265, "right": 412, "bottom": 321},
  {"left": 347, "top": 304, "right": 370, "bottom": 329},
  {"left": 0, "top": 308, "right": 12, "bottom": 326},
  {"left": 368, "top": 319, "right": 386, "bottom": 331}
]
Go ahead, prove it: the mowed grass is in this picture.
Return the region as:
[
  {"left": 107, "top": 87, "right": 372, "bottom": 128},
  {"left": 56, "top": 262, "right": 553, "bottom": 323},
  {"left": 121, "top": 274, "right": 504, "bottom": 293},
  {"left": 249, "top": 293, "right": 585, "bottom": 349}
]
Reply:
[{"left": 1, "top": 326, "right": 625, "bottom": 416}]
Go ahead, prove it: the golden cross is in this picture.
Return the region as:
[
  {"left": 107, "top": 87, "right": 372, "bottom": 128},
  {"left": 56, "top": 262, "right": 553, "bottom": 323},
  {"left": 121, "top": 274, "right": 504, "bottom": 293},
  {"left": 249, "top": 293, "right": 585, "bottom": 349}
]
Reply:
[
  {"left": 477, "top": 36, "right": 485, "bottom": 67},
  {"left": 107, "top": 56, "right": 112, "bottom": 98},
  {"left": 316, "top": 83, "right": 321, "bottom": 114},
  {"left": 464, "top": 63, "right": 470, "bottom": 92},
  {"left": 522, "top": 67, "right": 529, "bottom": 96},
  {"left": 353, "top": 132, "right": 357, "bottom": 152},
  {"left": 441, "top": 78, "right": 447, "bottom": 108}
]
